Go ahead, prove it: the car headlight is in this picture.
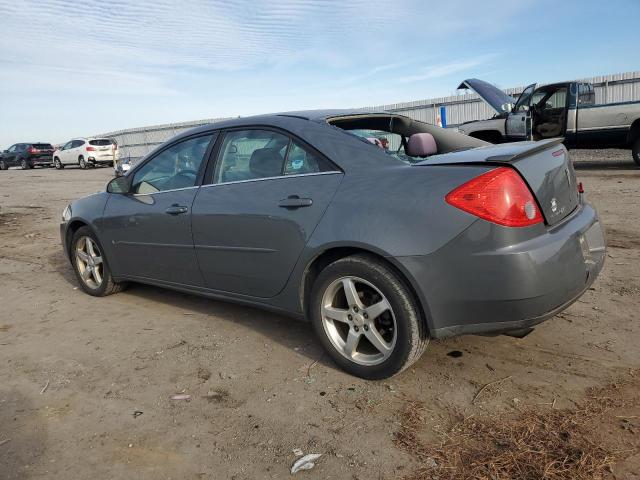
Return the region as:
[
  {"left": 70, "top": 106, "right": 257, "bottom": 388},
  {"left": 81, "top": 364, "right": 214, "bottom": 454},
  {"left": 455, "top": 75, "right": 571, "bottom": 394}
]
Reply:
[{"left": 62, "top": 204, "right": 72, "bottom": 222}]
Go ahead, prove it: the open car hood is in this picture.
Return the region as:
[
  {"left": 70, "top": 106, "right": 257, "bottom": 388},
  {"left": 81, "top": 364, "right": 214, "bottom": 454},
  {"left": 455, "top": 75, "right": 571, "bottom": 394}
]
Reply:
[{"left": 458, "top": 78, "right": 516, "bottom": 115}]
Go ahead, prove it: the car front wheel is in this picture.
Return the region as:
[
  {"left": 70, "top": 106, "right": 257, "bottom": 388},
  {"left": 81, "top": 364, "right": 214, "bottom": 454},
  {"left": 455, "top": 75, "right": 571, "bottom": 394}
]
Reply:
[
  {"left": 0, "top": 160, "right": 7, "bottom": 170},
  {"left": 54, "top": 157, "right": 64, "bottom": 169},
  {"left": 71, "top": 226, "right": 125, "bottom": 296},
  {"left": 310, "top": 254, "right": 429, "bottom": 379}
]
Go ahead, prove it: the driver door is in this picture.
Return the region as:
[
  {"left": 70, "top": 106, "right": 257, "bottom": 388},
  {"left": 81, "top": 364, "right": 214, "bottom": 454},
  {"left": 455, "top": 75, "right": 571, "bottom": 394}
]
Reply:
[
  {"left": 101, "top": 132, "right": 217, "bottom": 286},
  {"left": 505, "top": 83, "right": 536, "bottom": 141},
  {"left": 4, "top": 144, "right": 18, "bottom": 165},
  {"left": 59, "top": 141, "right": 73, "bottom": 165},
  {"left": 531, "top": 86, "right": 569, "bottom": 140}
]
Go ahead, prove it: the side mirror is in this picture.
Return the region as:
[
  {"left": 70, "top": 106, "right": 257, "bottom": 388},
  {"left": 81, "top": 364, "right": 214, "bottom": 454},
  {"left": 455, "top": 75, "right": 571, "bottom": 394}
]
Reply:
[{"left": 107, "top": 175, "right": 132, "bottom": 194}]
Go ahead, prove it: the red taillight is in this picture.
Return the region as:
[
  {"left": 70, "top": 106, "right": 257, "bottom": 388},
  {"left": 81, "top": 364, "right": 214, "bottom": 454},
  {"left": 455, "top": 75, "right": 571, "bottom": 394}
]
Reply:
[
  {"left": 445, "top": 167, "right": 543, "bottom": 227},
  {"left": 86, "top": 146, "right": 96, "bottom": 151},
  {"left": 577, "top": 182, "right": 584, "bottom": 193},
  {"left": 27, "top": 146, "right": 37, "bottom": 153}
]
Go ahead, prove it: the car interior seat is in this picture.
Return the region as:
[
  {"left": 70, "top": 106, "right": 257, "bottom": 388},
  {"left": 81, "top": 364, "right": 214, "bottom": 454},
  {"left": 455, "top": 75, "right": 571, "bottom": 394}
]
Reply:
[
  {"left": 249, "top": 148, "right": 283, "bottom": 179},
  {"left": 406, "top": 133, "right": 438, "bottom": 157}
]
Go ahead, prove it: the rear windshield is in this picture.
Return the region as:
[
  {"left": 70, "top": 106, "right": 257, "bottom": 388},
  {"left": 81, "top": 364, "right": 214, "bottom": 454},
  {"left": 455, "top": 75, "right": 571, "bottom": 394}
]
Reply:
[
  {"left": 32, "top": 143, "right": 53, "bottom": 150},
  {"left": 89, "top": 139, "right": 114, "bottom": 146}
]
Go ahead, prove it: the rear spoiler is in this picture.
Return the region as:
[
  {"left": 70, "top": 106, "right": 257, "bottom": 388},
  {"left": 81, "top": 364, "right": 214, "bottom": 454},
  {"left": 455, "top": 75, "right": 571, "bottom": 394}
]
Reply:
[
  {"left": 484, "top": 138, "right": 564, "bottom": 163},
  {"left": 414, "top": 138, "right": 565, "bottom": 167}
]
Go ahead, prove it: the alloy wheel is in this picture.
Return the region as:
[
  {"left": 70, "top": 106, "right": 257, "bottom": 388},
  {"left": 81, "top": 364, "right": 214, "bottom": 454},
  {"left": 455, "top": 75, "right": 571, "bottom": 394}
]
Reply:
[
  {"left": 75, "top": 236, "right": 104, "bottom": 289},
  {"left": 54, "top": 158, "right": 61, "bottom": 169},
  {"left": 321, "top": 276, "right": 397, "bottom": 366}
]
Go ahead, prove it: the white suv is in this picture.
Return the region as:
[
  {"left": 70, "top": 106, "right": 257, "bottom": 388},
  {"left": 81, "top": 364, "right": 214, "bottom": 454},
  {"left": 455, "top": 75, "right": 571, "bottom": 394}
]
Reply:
[{"left": 53, "top": 138, "right": 118, "bottom": 169}]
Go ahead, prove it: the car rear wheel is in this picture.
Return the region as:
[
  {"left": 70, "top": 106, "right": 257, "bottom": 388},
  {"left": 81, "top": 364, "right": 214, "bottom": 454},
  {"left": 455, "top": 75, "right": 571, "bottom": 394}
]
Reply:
[
  {"left": 79, "top": 156, "right": 87, "bottom": 169},
  {"left": 310, "top": 254, "right": 429, "bottom": 379},
  {"left": 632, "top": 138, "right": 640, "bottom": 167},
  {"left": 0, "top": 160, "right": 7, "bottom": 170},
  {"left": 54, "top": 157, "right": 64, "bottom": 169},
  {"left": 71, "top": 226, "right": 126, "bottom": 297},
  {"left": 21, "top": 159, "right": 31, "bottom": 170}
]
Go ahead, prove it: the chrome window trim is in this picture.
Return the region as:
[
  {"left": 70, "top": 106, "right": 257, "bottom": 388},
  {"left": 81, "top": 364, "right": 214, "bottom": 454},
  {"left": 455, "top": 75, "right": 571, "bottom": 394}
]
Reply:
[
  {"left": 132, "top": 185, "right": 199, "bottom": 197},
  {"left": 200, "top": 170, "right": 342, "bottom": 189}
]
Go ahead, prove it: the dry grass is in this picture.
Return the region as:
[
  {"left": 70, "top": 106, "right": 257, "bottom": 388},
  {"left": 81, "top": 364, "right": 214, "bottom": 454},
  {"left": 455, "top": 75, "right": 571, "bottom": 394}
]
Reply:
[{"left": 394, "top": 373, "right": 640, "bottom": 480}]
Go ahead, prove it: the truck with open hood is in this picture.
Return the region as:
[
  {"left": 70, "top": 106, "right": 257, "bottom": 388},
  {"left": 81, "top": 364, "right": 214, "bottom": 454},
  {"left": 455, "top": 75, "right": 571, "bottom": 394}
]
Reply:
[{"left": 456, "top": 78, "right": 640, "bottom": 166}]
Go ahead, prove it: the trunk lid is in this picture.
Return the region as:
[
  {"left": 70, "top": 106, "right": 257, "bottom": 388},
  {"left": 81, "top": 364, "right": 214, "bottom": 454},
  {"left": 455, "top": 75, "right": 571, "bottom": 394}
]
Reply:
[
  {"left": 415, "top": 138, "right": 580, "bottom": 226},
  {"left": 458, "top": 78, "right": 517, "bottom": 115}
]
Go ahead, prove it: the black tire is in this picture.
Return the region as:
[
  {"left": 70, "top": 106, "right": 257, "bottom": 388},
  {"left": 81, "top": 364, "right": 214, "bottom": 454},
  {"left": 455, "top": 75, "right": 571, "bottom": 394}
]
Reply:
[
  {"left": 54, "top": 157, "right": 64, "bottom": 169},
  {"left": 310, "top": 254, "right": 429, "bottom": 379},
  {"left": 632, "top": 138, "right": 640, "bottom": 167},
  {"left": 0, "top": 160, "right": 7, "bottom": 170},
  {"left": 79, "top": 156, "right": 87, "bottom": 169},
  {"left": 70, "top": 226, "right": 126, "bottom": 297},
  {"left": 21, "top": 158, "right": 30, "bottom": 170}
]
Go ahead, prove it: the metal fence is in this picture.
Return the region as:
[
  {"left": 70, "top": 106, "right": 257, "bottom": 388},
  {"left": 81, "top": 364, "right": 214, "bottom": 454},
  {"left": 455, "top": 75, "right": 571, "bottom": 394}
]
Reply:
[{"left": 98, "top": 71, "right": 640, "bottom": 161}]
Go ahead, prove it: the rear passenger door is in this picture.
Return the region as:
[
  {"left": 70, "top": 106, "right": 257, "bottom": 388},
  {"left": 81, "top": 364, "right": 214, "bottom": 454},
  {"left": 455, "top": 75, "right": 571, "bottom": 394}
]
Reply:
[{"left": 191, "top": 128, "right": 343, "bottom": 298}]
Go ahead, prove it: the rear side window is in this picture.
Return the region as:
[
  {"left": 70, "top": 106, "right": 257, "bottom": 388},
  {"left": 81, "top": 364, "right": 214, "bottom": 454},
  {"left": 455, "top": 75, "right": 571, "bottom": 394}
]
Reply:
[
  {"left": 214, "top": 130, "right": 335, "bottom": 184},
  {"left": 72, "top": 140, "right": 85, "bottom": 148},
  {"left": 215, "top": 130, "right": 289, "bottom": 183},
  {"left": 89, "top": 139, "right": 113, "bottom": 146},
  {"left": 578, "top": 84, "right": 595, "bottom": 106},
  {"left": 284, "top": 140, "right": 334, "bottom": 175}
]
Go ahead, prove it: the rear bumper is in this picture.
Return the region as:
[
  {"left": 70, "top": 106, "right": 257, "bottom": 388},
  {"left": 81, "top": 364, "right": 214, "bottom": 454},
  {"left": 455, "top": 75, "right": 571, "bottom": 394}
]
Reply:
[
  {"left": 87, "top": 156, "right": 114, "bottom": 165},
  {"left": 395, "top": 200, "right": 605, "bottom": 339},
  {"left": 30, "top": 156, "right": 53, "bottom": 165}
]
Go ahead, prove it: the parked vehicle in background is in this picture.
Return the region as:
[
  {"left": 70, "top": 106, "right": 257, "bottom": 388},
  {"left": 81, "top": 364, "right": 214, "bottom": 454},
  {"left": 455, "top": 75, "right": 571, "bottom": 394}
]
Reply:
[
  {"left": 0, "top": 143, "right": 54, "bottom": 170},
  {"left": 114, "top": 157, "right": 137, "bottom": 177},
  {"left": 53, "top": 138, "right": 118, "bottom": 169},
  {"left": 60, "top": 110, "right": 605, "bottom": 379},
  {"left": 457, "top": 78, "right": 640, "bottom": 166}
]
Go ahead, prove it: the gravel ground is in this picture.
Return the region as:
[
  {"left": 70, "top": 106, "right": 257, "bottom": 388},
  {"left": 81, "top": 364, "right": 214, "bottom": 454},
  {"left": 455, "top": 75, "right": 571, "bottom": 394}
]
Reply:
[{"left": 1, "top": 149, "right": 639, "bottom": 479}]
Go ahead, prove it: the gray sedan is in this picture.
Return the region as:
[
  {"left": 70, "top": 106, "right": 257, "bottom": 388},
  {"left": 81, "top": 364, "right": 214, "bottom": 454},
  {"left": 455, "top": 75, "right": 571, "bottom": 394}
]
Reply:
[{"left": 60, "top": 110, "right": 605, "bottom": 379}]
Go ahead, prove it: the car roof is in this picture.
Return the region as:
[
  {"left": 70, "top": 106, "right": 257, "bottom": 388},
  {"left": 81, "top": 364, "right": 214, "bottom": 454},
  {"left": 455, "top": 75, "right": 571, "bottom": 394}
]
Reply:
[{"left": 175, "top": 108, "right": 397, "bottom": 138}]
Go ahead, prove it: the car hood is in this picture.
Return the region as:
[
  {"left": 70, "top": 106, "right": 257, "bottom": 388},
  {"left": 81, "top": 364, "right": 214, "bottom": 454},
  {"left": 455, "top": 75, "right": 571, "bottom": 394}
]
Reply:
[{"left": 458, "top": 78, "right": 516, "bottom": 115}]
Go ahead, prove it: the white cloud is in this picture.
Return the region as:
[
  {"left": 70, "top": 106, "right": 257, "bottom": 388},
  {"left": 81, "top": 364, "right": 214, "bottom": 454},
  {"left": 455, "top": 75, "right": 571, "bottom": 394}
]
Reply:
[{"left": 396, "top": 55, "right": 498, "bottom": 84}]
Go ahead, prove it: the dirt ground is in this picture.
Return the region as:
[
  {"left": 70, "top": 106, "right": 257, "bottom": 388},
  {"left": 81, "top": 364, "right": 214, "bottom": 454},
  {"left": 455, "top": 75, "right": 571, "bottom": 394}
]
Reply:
[{"left": 1, "top": 149, "right": 639, "bottom": 479}]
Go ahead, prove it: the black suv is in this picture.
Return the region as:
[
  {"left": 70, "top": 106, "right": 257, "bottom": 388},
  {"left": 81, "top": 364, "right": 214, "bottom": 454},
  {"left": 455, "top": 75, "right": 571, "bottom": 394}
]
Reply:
[{"left": 0, "top": 143, "right": 55, "bottom": 170}]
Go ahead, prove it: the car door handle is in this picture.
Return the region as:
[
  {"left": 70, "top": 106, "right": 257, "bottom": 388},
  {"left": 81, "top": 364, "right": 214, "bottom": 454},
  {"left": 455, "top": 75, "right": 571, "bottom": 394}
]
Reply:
[
  {"left": 165, "top": 205, "right": 189, "bottom": 215},
  {"left": 278, "top": 196, "right": 313, "bottom": 209}
]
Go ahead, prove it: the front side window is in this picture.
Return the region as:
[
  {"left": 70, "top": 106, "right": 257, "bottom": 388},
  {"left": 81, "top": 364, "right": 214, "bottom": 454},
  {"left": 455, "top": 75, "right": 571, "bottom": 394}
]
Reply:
[
  {"left": 215, "top": 130, "right": 289, "bottom": 183},
  {"left": 132, "top": 134, "right": 214, "bottom": 194}
]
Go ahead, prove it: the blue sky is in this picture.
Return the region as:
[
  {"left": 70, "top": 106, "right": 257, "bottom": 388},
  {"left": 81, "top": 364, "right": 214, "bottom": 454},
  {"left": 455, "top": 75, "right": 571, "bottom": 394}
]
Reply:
[{"left": 0, "top": 0, "right": 638, "bottom": 146}]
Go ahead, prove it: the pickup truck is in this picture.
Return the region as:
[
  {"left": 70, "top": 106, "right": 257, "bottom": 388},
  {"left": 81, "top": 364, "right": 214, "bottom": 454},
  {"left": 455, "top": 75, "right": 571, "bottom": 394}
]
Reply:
[{"left": 457, "top": 78, "right": 640, "bottom": 166}]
